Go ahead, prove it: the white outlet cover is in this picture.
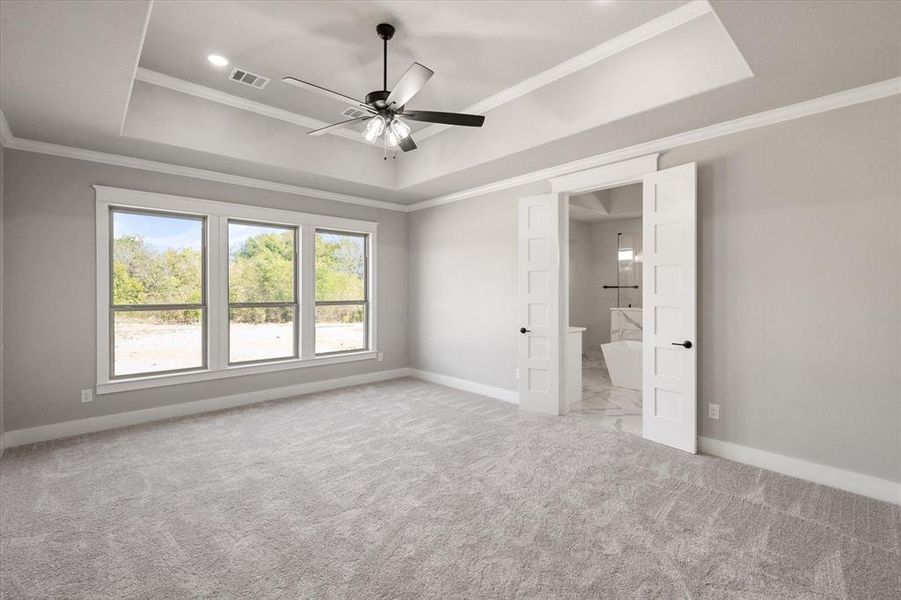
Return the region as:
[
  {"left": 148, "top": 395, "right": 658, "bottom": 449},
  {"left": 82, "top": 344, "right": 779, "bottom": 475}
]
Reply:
[
  {"left": 80, "top": 388, "right": 93, "bottom": 403},
  {"left": 708, "top": 403, "right": 719, "bottom": 419}
]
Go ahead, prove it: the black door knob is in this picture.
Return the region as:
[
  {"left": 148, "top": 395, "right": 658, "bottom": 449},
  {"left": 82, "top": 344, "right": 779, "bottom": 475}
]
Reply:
[
  {"left": 672, "top": 340, "right": 693, "bottom": 348},
  {"left": 520, "top": 327, "right": 531, "bottom": 334}
]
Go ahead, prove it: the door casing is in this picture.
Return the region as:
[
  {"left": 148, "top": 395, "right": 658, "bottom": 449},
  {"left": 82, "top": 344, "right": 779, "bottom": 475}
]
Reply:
[{"left": 518, "top": 154, "right": 660, "bottom": 416}]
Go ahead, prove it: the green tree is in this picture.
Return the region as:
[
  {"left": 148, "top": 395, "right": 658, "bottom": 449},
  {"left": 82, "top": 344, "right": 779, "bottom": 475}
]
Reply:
[
  {"left": 229, "top": 231, "right": 295, "bottom": 323},
  {"left": 113, "top": 234, "right": 202, "bottom": 322},
  {"left": 315, "top": 234, "right": 365, "bottom": 324},
  {"left": 112, "top": 261, "right": 146, "bottom": 305},
  {"left": 315, "top": 235, "right": 364, "bottom": 302}
]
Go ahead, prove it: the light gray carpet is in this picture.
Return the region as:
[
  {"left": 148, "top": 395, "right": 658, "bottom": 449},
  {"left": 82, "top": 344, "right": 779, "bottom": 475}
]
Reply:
[{"left": 1, "top": 378, "right": 899, "bottom": 599}]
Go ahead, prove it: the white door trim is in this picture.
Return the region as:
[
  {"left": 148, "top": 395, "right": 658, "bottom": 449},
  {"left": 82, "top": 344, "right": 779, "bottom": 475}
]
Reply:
[
  {"left": 549, "top": 154, "right": 659, "bottom": 194},
  {"left": 546, "top": 155, "right": 659, "bottom": 415}
]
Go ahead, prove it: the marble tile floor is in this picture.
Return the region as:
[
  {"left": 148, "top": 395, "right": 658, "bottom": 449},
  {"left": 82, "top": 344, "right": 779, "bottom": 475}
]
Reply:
[{"left": 572, "top": 350, "right": 643, "bottom": 434}]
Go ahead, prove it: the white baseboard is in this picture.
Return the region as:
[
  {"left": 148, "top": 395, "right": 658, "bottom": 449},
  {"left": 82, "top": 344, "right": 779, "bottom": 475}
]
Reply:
[
  {"left": 408, "top": 369, "right": 519, "bottom": 404},
  {"left": 3, "top": 368, "right": 411, "bottom": 449},
  {"left": 699, "top": 436, "right": 900, "bottom": 505}
]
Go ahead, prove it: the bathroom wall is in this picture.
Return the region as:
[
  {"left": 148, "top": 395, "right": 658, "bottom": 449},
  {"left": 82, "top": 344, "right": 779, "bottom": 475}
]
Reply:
[
  {"left": 568, "top": 217, "right": 642, "bottom": 351},
  {"left": 568, "top": 219, "right": 592, "bottom": 351}
]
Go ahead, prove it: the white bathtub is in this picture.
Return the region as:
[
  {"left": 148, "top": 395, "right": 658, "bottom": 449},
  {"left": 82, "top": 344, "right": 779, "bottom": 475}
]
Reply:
[{"left": 600, "top": 340, "right": 642, "bottom": 391}]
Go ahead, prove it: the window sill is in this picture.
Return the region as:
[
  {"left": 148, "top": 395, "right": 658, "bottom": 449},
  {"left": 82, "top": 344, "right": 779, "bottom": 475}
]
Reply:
[{"left": 96, "top": 351, "right": 378, "bottom": 395}]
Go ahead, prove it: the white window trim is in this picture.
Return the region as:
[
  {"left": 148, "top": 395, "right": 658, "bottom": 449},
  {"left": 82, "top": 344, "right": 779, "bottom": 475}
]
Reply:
[{"left": 95, "top": 185, "right": 378, "bottom": 395}]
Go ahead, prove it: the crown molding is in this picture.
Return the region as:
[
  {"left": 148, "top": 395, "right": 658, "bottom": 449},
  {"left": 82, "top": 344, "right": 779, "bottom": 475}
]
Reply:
[
  {"left": 0, "top": 122, "right": 405, "bottom": 212},
  {"left": 406, "top": 76, "right": 901, "bottom": 212},
  {"left": 3, "top": 76, "right": 899, "bottom": 215},
  {"left": 134, "top": 67, "right": 366, "bottom": 144},
  {"left": 415, "top": 0, "right": 715, "bottom": 142}
]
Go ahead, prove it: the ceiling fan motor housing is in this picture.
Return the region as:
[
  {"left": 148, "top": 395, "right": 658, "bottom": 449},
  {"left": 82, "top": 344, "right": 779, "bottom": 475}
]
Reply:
[{"left": 365, "top": 89, "right": 390, "bottom": 109}]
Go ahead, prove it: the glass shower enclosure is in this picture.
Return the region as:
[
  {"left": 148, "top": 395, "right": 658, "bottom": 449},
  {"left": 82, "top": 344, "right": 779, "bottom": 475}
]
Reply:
[{"left": 614, "top": 231, "right": 642, "bottom": 308}]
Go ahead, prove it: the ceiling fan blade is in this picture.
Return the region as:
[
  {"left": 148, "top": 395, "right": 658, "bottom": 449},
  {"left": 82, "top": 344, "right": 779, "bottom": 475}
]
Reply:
[
  {"left": 402, "top": 110, "right": 485, "bottom": 127},
  {"left": 282, "top": 76, "right": 373, "bottom": 110},
  {"left": 307, "top": 116, "right": 370, "bottom": 137},
  {"left": 398, "top": 135, "right": 417, "bottom": 152},
  {"left": 386, "top": 62, "right": 434, "bottom": 108}
]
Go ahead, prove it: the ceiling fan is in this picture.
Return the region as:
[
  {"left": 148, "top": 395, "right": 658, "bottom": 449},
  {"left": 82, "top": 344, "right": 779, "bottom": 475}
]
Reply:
[{"left": 282, "top": 23, "right": 485, "bottom": 155}]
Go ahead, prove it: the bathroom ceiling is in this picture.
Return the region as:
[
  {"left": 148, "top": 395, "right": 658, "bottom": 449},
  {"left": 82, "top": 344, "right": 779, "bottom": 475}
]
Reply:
[
  {"left": 570, "top": 184, "right": 643, "bottom": 223},
  {"left": 1, "top": 1, "right": 899, "bottom": 204}
]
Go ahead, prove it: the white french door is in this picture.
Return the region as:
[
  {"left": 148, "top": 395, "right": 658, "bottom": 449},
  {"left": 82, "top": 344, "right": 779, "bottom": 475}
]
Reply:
[
  {"left": 641, "top": 163, "right": 698, "bottom": 453},
  {"left": 517, "top": 194, "right": 561, "bottom": 415}
]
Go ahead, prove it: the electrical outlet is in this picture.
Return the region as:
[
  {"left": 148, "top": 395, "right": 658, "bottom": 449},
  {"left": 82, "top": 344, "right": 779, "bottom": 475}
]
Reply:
[
  {"left": 80, "top": 388, "right": 93, "bottom": 404},
  {"left": 377, "top": 352, "right": 384, "bottom": 362},
  {"left": 515, "top": 368, "right": 520, "bottom": 380},
  {"left": 708, "top": 403, "right": 719, "bottom": 420}
]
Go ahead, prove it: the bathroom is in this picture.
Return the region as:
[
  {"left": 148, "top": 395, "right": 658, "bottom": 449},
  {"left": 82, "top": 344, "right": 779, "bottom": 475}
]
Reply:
[{"left": 568, "top": 183, "right": 643, "bottom": 434}]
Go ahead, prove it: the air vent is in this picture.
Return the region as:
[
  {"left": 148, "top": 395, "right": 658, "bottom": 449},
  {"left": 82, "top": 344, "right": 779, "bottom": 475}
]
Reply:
[
  {"left": 229, "top": 68, "right": 270, "bottom": 89},
  {"left": 340, "top": 106, "right": 369, "bottom": 119}
]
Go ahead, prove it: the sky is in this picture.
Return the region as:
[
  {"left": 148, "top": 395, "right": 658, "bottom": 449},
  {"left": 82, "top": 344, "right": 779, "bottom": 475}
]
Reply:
[
  {"left": 113, "top": 211, "right": 203, "bottom": 251},
  {"left": 112, "top": 213, "right": 295, "bottom": 252},
  {"left": 228, "top": 223, "right": 291, "bottom": 254}
]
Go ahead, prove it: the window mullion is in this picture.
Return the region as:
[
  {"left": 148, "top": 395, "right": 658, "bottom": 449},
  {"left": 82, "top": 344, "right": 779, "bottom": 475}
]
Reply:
[
  {"left": 208, "top": 215, "right": 228, "bottom": 371},
  {"left": 300, "top": 224, "right": 316, "bottom": 360}
]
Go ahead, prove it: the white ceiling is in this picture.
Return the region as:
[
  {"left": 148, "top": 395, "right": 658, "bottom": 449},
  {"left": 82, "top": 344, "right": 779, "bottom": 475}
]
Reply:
[
  {"left": 138, "top": 1, "right": 687, "bottom": 129},
  {"left": 1, "top": 1, "right": 899, "bottom": 205},
  {"left": 0, "top": 0, "right": 149, "bottom": 141}
]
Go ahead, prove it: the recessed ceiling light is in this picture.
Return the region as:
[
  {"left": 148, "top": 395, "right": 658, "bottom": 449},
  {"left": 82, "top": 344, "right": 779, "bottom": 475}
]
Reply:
[{"left": 207, "top": 54, "right": 229, "bottom": 67}]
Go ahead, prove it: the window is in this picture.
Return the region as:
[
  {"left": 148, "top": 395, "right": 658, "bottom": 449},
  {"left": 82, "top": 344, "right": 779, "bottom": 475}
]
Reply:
[
  {"left": 315, "top": 230, "right": 368, "bottom": 354},
  {"left": 228, "top": 222, "right": 298, "bottom": 364},
  {"left": 96, "top": 186, "right": 377, "bottom": 393},
  {"left": 110, "top": 209, "right": 206, "bottom": 377}
]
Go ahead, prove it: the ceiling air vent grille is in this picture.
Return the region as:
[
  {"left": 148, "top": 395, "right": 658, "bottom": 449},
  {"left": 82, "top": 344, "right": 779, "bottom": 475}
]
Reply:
[
  {"left": 340, "top": 107, "right": 369, "bottom": 119},
  {"left": 229, "top": 68, "right": 270, "bottom": 89}
]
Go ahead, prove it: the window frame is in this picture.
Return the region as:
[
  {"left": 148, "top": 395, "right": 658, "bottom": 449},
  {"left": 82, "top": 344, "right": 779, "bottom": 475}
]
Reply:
[
  {"left": 95, "top": 186, "right": 378, "bottom": 395},
  {"left": 109, "top": 207, "right": 209, "bottom": 379},
  {"left": 313, "top": 228, "right": 370, "bottom": 357},
  {"left": 226, "top": 219, "right": 300, "bottom": 366}
]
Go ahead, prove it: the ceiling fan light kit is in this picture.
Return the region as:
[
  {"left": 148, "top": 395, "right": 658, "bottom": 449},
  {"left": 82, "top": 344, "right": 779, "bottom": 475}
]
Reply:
[{"left": 282, "top": 22, "right": 485, "bottom": 156}]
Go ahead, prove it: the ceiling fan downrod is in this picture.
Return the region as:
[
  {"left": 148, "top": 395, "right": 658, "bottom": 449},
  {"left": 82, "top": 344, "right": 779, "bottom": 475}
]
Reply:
[{"left": 376, "top": 23, "right": 395, "bottom": 93}]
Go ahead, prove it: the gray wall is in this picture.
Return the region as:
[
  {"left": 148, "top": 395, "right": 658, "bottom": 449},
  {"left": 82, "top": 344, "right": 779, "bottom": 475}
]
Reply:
[
  {"left": 408, "top": 183, "right": 541, "bottom": 390},
  {"left": 409, "top": 97, "right": 901, "bottom": 483},
  {"left": 2, "top": 151, "right": 407, "bottom": 431},
  {"left": 568, "top": 219, "right": 592, "bottom": 351}
]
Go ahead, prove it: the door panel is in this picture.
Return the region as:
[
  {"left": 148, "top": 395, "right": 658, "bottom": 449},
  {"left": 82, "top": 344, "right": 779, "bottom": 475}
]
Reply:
[
  {"left": 642, "top": 163, "right": 697, "bottom": 453},
  {"left": 518, "top": 194, "right": 561, "bottom": 415}
]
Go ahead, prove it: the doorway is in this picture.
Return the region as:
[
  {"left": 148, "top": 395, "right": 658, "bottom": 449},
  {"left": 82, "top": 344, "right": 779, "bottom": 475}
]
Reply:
[
  {"left": 567, "top": 183, "right": 644, "bottom": 435},
  {"left": 516, "top": 156, "right": 699, "bottom": 453}
]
